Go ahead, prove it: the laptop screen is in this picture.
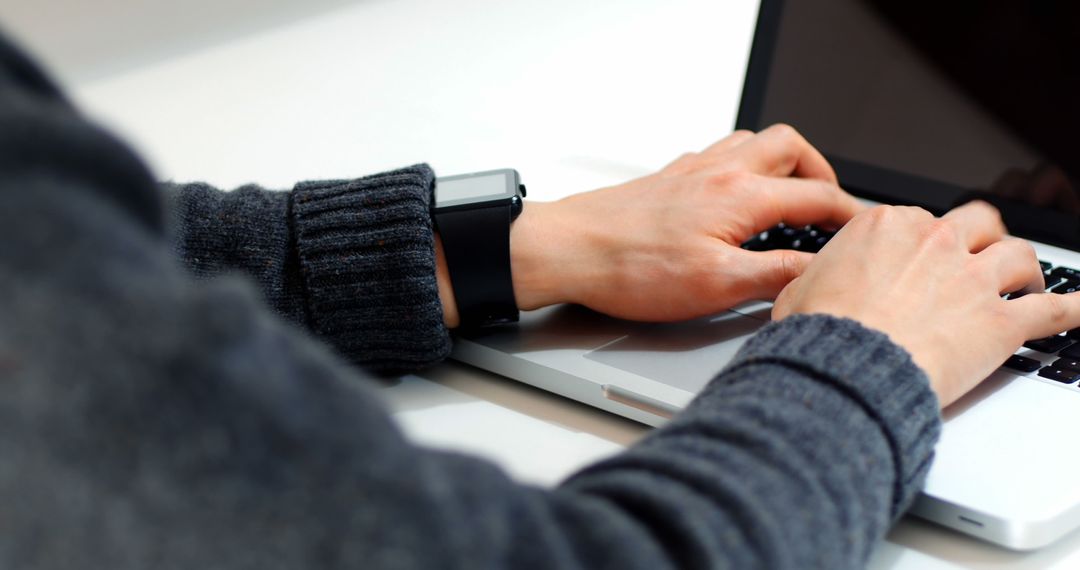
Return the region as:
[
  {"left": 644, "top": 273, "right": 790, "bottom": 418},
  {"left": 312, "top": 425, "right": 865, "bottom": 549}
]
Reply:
[{"left": 737, "top": 0, "right": 1080, "bottom": 250}]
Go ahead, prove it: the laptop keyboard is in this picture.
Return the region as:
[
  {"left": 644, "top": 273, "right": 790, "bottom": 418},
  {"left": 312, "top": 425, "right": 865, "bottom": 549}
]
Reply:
[
  {"left": 743, "top": 223, "right": 1080, "bottom": 387},
  {"left": 741, "top": 223, "right": 835, "bottom": 253}
]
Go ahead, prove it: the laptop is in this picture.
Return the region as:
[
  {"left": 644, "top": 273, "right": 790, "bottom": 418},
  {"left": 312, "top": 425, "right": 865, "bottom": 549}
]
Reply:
[{"left": 450, "top": 0, "right": 1080, "bottom": 551}]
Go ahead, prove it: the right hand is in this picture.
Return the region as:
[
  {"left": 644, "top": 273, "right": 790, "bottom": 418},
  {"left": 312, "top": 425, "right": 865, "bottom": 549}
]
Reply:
[
  {"left": 439, "top": 125, "right": 863, "bottom": 328},
  {"left": 772, "top": 201, "right": 1080, "bottom": 407},
  {"left": 503, "top": 125, "right": 864, "bottom": 324}
]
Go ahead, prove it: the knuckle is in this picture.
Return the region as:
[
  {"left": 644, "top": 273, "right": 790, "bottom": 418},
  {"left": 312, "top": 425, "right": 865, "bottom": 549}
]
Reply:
[
  {"left": 1013, "top": 239, "right": 1038, "bottom": 262},
  {"left": 970, "top": 199, "right": 1004, "bottom": 220},
  {"left": 862, "top": 204, "right": 895, "bottom": 225},
  {"left": 767, "top": 122, "right": 801, "bottom": 141},
  {"left": 732, "top": 129, "right": 753, "bottom": 139},
  {"left": 664, "top": 151, "right": 704, "bottom": 176},
  {"left": 903, "top": 205, "right": 935, "bottom": 221},
  {"left": 705, "top": 170, "right": 753, "bottom": 191},
  {"left": 923, "top": 219, "right": 960, "bottom": 249},
  {"left": 981, "top": 203, "right": 1007, "bottom": 233},
  {"left": 674, "top": 151, "right": 698, "bottom": 166},
  {"left": 990, "top": 205, "right": 1006, "bottom": 228}
]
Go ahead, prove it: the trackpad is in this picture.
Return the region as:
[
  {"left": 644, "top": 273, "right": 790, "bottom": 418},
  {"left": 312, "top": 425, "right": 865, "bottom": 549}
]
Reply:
[{"left": 585, "top": 311, "right": 765, "bottom": 393}]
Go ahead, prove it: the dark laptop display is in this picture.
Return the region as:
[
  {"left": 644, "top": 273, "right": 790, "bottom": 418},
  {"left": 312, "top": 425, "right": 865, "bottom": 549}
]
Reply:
[{"left": 736, "top": 0, "right": 1080, "bottom": 250}]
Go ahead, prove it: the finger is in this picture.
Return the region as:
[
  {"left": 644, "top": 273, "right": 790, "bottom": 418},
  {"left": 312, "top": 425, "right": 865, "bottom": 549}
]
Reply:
[
  {"left": 725, "top": 123, "right": 838, "bottom": 183},
  {"left": 973, "top": 238, "right": 1044, "bottom": 295},
  {"left": 664, "top": 131, "right": 759, "bottom": 174},
  {"left": 942, "top": 200, "right": 1007, "bottom": 253},
  {"left": 746, "top": 176, "right": 866, "bottom": 235},
  {"left": 1008, "top": 291, "right": 1080, "bottom": 340},
  {"left": 701, "top": 129, "right": 755, "bottom": 155},
  {"left": 728, "top": 248, "right": 813, "bottom": 301}
]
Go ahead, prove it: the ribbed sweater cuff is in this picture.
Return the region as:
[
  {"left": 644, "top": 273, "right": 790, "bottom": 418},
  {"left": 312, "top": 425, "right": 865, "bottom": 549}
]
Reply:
[
  {"left": 291, "top": 164, "right": 451, "bottom": 374},
  {"left": 723, "top": 314, "right": 941, "bottom": 519}
]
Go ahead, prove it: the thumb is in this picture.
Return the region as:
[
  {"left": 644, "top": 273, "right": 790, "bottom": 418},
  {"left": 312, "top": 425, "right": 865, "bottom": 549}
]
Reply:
[{"left": 736, "top": 249, "right": 814, "bottom": 300}]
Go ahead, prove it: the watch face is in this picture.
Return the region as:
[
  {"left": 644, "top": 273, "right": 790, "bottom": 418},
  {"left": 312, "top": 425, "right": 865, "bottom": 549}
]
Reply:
[{"left": 435, "top": 169, "right": 519, "bottom": 208}]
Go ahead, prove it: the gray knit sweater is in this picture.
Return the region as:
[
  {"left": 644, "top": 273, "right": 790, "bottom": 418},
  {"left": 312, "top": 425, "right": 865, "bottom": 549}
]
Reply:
[{"left": 0, "top": 33, "right": 941, "bottom": 569}]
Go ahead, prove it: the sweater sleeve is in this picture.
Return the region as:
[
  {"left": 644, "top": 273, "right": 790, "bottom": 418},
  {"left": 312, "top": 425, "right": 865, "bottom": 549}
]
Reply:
[
  {"left": 0, "top": 30, "right": 943, "bottom": 569},
  {"left": 9, "top": 217, "right": 943, "bottom": 570},
  {"left": 164, "top": 165, "right": 451, "bottom": 374}
]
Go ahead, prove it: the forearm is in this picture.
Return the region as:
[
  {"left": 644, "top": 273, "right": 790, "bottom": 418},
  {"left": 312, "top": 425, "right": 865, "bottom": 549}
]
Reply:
[
  {"left": 247, "top": 315, "right": 938, "bottom": 569},
  {"left": 421, "top": 315, "right": 941, "bottom": 570},
  {"left": 2, "top": 26, "right": 944, "bottom": 567},
  {"left": 11, "top": 201, "right": 940, "bottom": 569},
  {"left": 165, "top": 181, "right": 308, "bottom": 323},
  {"left": 4, "top": 111, "right": 938, "bottom": 567},
  {"left": 165, "top": 167, "right": 452, "bottom": 374},
  {"left": 557, "top": 315, "right": 941, "bottom": 568}
]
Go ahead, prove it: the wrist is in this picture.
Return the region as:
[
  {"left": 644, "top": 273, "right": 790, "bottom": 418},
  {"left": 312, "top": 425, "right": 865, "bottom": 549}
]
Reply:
[
  {"left": 434, "top": 234, "right": 460, "bottom": 328},
  {"left": 436, "top": 200, "right": 571, "bottom": 328},
  {"left": 509, "top": 200, "right": 571, "bottom": 310}
]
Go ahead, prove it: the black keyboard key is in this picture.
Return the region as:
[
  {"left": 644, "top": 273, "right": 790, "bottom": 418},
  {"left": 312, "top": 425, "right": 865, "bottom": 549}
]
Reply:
[
  {"left": 1052, "top": 279, "right": 1080, "bottom": 294},
  {"left": 1044, "top": 275, "right": 1066, "bottom": 291},
  {"left": 1040, "top": 260, "right": 1053, "bottom": 273},
  {"left": 741, "top": 224, "right": 834, "bottom": 252},
  {"left": 742, "top": 223, "right": 789, "bottom": 251},
  {"left": 1002, "top": 354, "right": 1041, "bottom": 373},
  {"left": 1052, "top": 358, "right": 1080, "bottom": 373},
  {"left": 1024, "top": 335, "right": 1073, "bottom": 353},
  {"left": 1067, "top": 328, "right": 1080, "bottom": 341},
  {"left": 1038, "top": 367, "right": 1080, "bottom": 383},
  {"left": 741, "top": 236, "right": 770, "bottom": 251},
  {"left": 1060, "top": 343, "right": 1080, "bottom": 360},
  {"left": 742, "top": 230, "right": 784, "bottom": 251},
  {"left": 1006, "top": 286, "right": 1038, "bottom": 300},
  {"left": 793, "top": 229, "right": 833, "bottom": 253},
  {"left": 1050, "top": 266, "right": 1080, "bottom": 280},
  {"left": 786, "top": 230, "right": 812, "bottom": 248}
]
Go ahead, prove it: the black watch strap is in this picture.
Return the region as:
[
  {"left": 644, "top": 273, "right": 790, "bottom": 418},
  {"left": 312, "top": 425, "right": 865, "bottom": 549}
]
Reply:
[{"left": 435, "top": 203, "right": 519, "bottom": 328}]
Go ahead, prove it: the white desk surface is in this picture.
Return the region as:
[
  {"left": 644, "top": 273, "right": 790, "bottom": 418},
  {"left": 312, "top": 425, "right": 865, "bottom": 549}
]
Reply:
[{"left": 27, "top": 0, "right": 1080, "bottom": 566}]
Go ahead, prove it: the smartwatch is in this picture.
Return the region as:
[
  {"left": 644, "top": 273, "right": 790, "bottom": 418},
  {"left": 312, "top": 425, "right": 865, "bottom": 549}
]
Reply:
[{"left": 432, "top": 168, "right": 526, "bottom": 329}]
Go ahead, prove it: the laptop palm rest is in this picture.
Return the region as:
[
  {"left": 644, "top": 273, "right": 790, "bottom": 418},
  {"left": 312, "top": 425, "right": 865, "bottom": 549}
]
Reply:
[
  {"left": 585, "top": 311, "right": 764, "bottom": 393},
  {"left": 911, "top": 370, "right": 1080, "bottom": 549},
  {"left": 453, "top": 304, "right": 769, "bottom": 426}
]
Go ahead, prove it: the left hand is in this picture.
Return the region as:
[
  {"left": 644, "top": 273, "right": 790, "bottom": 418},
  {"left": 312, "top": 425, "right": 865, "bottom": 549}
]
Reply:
[
  {"left": 771, "top": 201, "right": 1055, "bottom": 407},
  {"left": 505, "top": 125, "right": 866, "bottom": 322}
]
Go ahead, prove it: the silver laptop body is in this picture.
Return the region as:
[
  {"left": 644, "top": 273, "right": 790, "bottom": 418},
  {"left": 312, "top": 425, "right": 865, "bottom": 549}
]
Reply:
[{"left": 452, "top": 0, "right": 1080, "bottom": 551}]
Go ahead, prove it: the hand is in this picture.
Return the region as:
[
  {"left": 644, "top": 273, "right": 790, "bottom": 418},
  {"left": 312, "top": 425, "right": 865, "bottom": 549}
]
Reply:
[
  {"left": 772, "top": 201, "right": 1080, "bottom": 407},
  {"left": 500, "top": 125, "right": 865, "bottom": 323}
]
